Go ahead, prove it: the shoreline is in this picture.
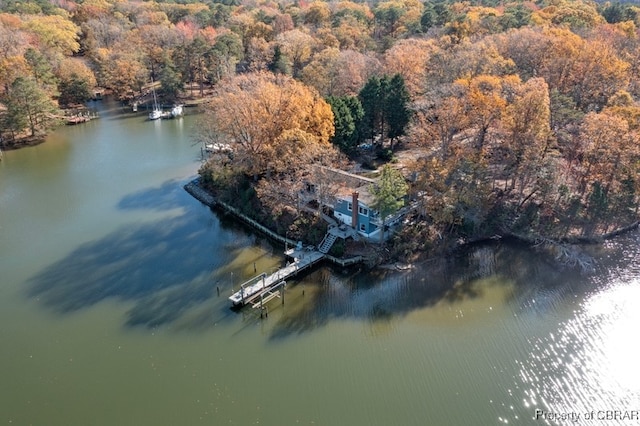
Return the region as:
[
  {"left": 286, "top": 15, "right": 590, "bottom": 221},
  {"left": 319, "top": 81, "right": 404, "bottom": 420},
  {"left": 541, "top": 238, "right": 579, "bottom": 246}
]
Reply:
[
  {"left": 184, "top": 179, "right": 367, "bottom": 268},
  {"left": 185, "top": 179, "right": 639, "bottom": 271},
  {"left": 0, "top": 136, "right": 46, "bottom": 151}
]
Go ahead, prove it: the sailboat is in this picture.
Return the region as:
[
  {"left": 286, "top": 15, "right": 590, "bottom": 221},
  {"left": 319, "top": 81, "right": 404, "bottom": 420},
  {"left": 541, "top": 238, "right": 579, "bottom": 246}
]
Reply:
[{"left": 149, "top": 89, "right": 162, "bottom": 120}]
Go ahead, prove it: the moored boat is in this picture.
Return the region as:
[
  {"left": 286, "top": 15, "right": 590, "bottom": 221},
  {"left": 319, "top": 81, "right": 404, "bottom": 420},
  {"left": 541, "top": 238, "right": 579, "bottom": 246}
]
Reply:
[
  {"left": 171, "top": 104, "right": 184, "bottom": 117},
  {"left": 149, "top": 89, "right": 162, "bottom": 120}
]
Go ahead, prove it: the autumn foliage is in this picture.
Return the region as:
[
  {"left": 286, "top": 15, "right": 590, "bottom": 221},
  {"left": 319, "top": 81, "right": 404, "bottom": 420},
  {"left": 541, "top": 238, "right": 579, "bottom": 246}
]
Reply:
[
  {"left": 199, "top": 72, "right": 334, "bottom": 176},
  {"left": 0, "top": 0, "right": 639, "bottom": 244}
]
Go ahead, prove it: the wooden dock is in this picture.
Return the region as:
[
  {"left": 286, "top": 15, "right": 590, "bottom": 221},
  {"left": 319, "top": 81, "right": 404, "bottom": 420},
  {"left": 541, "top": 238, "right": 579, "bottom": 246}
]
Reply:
[
  {"left": 229, "top": 249, "right": 325, "bottom": 306},
  {"left": 66, "top": 115, "right": 92, "bottom": 125}
]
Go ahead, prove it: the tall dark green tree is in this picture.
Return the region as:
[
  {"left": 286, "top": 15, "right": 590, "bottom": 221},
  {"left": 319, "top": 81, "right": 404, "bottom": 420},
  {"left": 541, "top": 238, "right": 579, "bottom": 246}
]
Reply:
[
  {"left": 24, "top": 48, "right": 57, "bottom": 92},
  {"left": 374, "top": 3, "right": 405, "bottom": 38},
  {"left": 385, "top": 74, "right": 411, "bottom": 149},
  {"left": 159, "top": 55, "right": 183, "bottom": 100},
  {"left": 343, "top": 95, "right": 365, "bottom": 144},
  {"left": 358, "top": 76, "right": 382, "bottom": 143},
  {"left": 191, "top": 36, "right": 211, "bottom": 96},
  {"left": 499, "top": 5, "right": 532, "bottom": 29},
  {"left": 370, "top": 165, "right": 408, "bottom": 243},
  {"left": 601, "top": 3, "right": 636, "bottom": 24},
  {"left": 326, "top": 95, "right": 364, "bottom": 154},
  {"left": 57, "top": 73, "right": 92, "bottom": 106},
  {"left": 173, "top": 36, "right": 210, "bottom": 96},
  {"left": 1, "top": 77, "right": 57, "bottom": 138},
  {"left": 268, "top": 45, "right": 290, "bottom": 75},
  {"left": 1, "top": 0, "right": 55, "bottom": 15},
  {"left": 420, "top": 4, "right": 436, "bottom": 32},
  {"left": 194, "top": 4, "right": 232, "bottom": 28},
  {"left": 358, "top": 74, "right": 411, "bottom": 150},
  {"left": 0, "top": 102, "right": 29, "bottom": 142},
  {"left": 432, "top": 1, "right": 452, "bottom": 27},
  {"left": 207, "top": 33, "right": 243, "bottom": 84}
]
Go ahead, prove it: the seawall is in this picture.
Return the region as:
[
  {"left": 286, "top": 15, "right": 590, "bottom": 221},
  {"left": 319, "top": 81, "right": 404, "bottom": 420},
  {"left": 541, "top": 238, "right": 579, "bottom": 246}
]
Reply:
[{"left": 184, "top": 179, "right": 365, "bottom": 267}]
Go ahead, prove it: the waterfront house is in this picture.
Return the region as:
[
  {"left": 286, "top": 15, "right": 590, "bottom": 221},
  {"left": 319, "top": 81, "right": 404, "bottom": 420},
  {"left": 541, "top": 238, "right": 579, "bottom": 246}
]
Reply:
[{"left": 302, "top": 166, "right": 407, "bottom": 242}]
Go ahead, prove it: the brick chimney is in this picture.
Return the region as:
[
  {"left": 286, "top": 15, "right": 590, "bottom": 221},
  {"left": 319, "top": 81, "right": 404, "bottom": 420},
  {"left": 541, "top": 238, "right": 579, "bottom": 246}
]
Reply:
[{"left": 351, "top": 191, "right": 359, "bottom": 228}]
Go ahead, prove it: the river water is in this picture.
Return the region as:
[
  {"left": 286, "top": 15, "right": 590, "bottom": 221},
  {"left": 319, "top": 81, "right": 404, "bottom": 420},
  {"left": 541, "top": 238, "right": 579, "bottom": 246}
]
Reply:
[{"left": 1, "top": 100, "right": 639, "bottom": 425}]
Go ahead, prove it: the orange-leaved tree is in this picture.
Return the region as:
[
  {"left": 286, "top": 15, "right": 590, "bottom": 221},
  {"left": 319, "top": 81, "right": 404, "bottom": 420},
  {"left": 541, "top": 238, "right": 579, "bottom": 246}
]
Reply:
[{"left": 199, "top": 72, "right": 335, "bottom": 178}]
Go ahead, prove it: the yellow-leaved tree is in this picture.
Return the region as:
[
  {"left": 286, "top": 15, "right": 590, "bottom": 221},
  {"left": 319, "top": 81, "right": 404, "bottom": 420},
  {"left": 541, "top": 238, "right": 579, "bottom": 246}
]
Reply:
[
  {"left": 200, "top": 72, "right": 336, "bottom": 178},
  {"left": 383, "top": 38, "right": 437, "bottom": 97},
  {"left": 500, "top": 77, "right": 553, "bottom": 196},
  {"left": 23, "top": 15, "right": 81, "bottom": 57},
  {"left": 454, "top": 74, "right": 521, "bottom": 153}
]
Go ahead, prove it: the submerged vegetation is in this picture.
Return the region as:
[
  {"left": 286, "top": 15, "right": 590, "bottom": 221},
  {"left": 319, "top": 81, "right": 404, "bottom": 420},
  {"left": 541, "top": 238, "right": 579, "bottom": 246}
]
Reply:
[{"left": 1, "top": 0, "right": 639, "bottom": 258}]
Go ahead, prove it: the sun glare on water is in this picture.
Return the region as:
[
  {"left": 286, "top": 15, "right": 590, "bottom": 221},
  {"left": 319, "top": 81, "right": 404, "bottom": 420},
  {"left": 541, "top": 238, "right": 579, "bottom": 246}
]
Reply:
[
  {"left": 584, "top": 281, "right": 640, "bottom": 395},
  {"left": 521, "top": 278, "right": 640, "bottom": 425}
]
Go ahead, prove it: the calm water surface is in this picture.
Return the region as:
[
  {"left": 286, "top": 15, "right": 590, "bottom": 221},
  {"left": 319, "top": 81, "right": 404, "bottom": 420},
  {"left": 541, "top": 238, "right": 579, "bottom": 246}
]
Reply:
[{"left": 1, "top": 101, "right": 639, "bottom": 425}]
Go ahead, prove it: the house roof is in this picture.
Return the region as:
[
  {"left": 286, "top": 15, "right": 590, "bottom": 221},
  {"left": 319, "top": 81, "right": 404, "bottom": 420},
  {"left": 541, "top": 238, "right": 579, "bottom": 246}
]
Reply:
[
  {"left": 313, "top": 165, "right": 376, "bottom": 186},
  {"left": 334, "top": 186, "right": 375, "bottom": 206},
  {"left": 310, "top": 165, "right": 377, "bottom": 206}
]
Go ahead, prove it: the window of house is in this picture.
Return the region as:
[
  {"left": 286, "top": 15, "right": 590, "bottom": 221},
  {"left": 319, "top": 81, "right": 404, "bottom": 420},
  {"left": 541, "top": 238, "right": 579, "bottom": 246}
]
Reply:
[
  {"left": 358, "top": 206, "right": 368, "bottom": 216},
  {"left": 360, "top": 223, "right": 366, "bottom": 231},
  {"left": 347, "top": 202, "right": 352, "bottom": 211}
]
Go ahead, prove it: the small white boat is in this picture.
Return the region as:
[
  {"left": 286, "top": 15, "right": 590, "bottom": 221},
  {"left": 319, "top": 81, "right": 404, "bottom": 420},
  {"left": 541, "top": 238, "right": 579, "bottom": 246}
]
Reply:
[
  {"left": 171, "top": 104, "right": 184, "bottom": 117},
  {"left": 204, "top": 143, "right": 232, "bottom": 153},
  {"left": 149, "top": 108, "right": 162, "bottom": 120}
]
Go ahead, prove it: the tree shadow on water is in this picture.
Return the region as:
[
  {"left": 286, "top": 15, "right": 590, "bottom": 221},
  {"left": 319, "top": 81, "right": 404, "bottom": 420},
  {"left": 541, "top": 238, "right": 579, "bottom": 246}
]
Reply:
[
  {"left": 27, "top": 180, "right": 265, "bottom": 330},
  {"left": 267, "top": 243, "right": 595, "bottom": 341},
  {"left": 117, "top": 178, "right": 187, "bottom": 212}
]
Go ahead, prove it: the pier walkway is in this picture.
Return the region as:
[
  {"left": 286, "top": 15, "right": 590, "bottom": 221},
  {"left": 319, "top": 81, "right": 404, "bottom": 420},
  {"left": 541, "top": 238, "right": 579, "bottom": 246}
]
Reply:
[{"left": 229, "top": 248, "right": 325, "bottom": 306}]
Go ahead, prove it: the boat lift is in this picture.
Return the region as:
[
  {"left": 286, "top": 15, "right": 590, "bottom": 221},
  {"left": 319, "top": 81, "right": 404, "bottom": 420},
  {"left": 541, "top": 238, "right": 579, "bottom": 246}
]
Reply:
[{"left": 251, "top": 280, "right": 286, "bottom": 318}]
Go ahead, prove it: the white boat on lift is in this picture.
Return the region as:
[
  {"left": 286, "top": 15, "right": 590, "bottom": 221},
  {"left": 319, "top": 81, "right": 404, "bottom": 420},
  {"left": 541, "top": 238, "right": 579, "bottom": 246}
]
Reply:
[{"left": 171, "top": 104, "right": 184, "bottom": 118}]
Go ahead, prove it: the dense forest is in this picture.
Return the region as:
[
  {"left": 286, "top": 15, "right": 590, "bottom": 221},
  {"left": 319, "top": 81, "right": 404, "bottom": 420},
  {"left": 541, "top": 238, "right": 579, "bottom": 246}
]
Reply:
[{"left": 1, "top": 0, "right": 639, "bottom": 260}]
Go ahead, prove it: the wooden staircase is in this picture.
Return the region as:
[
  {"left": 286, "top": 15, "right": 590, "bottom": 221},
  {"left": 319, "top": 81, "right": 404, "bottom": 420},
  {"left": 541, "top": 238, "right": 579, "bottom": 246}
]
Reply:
[{"left": 318, "top": 233, "right": 338, "bottom": 254}]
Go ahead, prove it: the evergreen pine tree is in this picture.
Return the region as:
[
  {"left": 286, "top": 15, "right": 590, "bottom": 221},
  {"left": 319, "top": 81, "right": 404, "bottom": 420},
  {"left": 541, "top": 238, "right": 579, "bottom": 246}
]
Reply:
[
  {"left": 359, "top": 74, "right": 410, "bottom": 150},
  {"left": 385, "top": 74, "right": 411, "bottom": 149},
  {"left": 358, "top": 76, "right": 382, "bottom": 144},
  {"left": 326, "top": 95, "right": 364, "bottom": 154},
  {"left": 2, "top": 77, "right": 58, "bottom": 137}
]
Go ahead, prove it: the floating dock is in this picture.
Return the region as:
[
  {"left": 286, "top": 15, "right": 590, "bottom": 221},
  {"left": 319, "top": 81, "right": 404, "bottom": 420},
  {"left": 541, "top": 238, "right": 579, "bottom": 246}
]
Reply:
[{"left": 229, "top": 248, "right": 325, "bottom": 306}]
